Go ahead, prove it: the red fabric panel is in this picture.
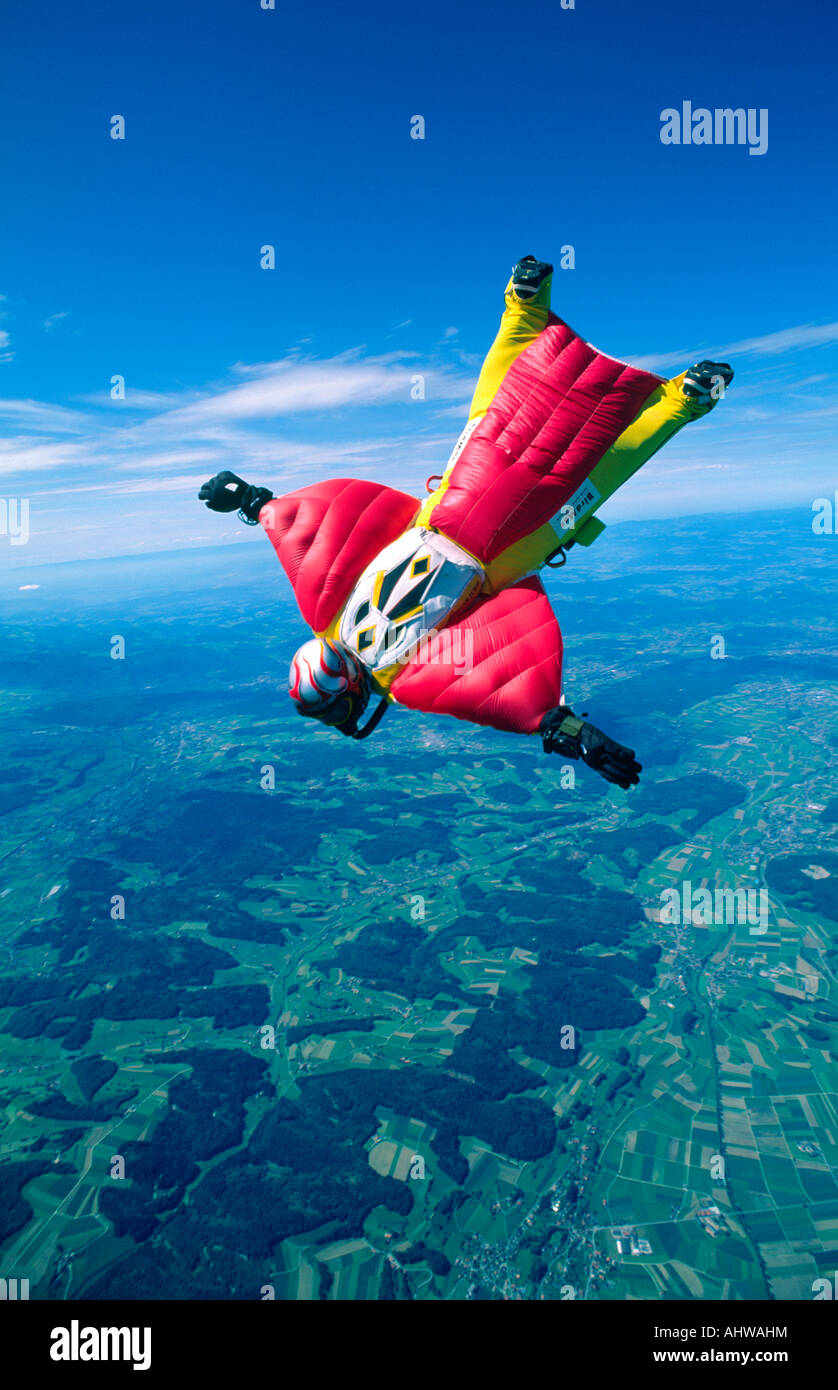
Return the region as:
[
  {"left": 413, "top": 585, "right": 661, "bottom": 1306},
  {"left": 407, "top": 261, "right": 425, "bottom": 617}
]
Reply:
[
  {"left": 430, "top": 315, "right": 663, "bottom": 562},
  {"left": 389, "top": 576, "right": 563, "bottom": 734},
  {"left": 259, "top": 479, "right": 419, "bottom": 632}
]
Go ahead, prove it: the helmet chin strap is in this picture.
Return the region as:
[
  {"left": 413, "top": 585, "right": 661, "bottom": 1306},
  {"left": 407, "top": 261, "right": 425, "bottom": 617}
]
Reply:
[{"left": 346, "top": 695, "right": 390, "bottom": 740}]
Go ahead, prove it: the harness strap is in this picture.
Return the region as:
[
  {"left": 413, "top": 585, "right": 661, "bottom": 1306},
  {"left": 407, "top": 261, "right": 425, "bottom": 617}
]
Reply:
[{"left": 544, "top": 540, "right": 572, "bottom": 568}]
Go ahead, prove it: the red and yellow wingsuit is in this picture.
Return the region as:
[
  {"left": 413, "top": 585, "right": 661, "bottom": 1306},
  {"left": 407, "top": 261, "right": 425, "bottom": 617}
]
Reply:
[{"left": 258, "top": 269, "right": 718, "bottom": 736}]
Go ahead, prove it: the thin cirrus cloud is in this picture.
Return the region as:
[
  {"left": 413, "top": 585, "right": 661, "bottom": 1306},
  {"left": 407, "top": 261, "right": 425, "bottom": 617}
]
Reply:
[
  {"left": 4, "top": 329, "right": 836, "bottom": 568},
  {"left": 0, "top": 437, "right": 93, "bottom": 477},
  {"left": 76, "top": 388, "right": 186, "bottom": 411},
  {"left": 715, "top": 322, "right": 838, "bottom": 358},
  {"left": 162, "top": 352, "right": 470, "bottom": 425},
  {"left": 623, "top": 320, "right": 838, "bottom": 372},
  {"left": 0, "top": 351, "right": 474, "bottom": 489},
  {"left": 0, "top": 397, "right": 93, "bottom": 433}
]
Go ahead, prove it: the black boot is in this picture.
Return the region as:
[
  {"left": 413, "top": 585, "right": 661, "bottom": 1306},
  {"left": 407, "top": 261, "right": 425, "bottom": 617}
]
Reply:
[
  {"left": 682, "top": 361, "right": 734, "bottom": 405},
  {"left": 511, "top": 254, "right": 553, "bottom": 301},
  {"left": 540, "top": 706, "right": 642, "bottom": 789}
]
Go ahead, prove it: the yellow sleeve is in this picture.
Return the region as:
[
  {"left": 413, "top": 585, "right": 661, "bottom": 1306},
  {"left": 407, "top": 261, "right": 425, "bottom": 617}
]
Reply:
[
  {"left": 466, "top": 273, "right": 553, "bottom": 422},
  {"left": 415, "top": 272, "right": 553, "bottom": 530}
]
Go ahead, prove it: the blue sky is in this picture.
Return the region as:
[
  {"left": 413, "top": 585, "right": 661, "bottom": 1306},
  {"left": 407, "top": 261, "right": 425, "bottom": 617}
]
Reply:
[{"left": 1, "top": 0, "right": 836, "bottom": 569}]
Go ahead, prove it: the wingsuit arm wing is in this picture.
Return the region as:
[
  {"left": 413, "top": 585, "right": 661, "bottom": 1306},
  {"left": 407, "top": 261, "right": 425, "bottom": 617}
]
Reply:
[
  {"left": 388, "top": 575, "right": 563, "bottom": 735},
  {"left": 259, "top": 479, "right": 420, "bottom": 633}
]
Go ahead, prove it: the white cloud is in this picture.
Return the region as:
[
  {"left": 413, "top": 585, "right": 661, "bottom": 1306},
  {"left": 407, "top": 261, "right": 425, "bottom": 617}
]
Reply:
[
  {"left": 0, "top": 437, "right": 92, "bottom": 476},
  {"left": 163, "top": 353, "right": 470, "bottom": 425},
  {"left": 109, "top": 448, "right": 222, "bottom": 472},
  {"left": 791, "top": 402, "right": 838, "bottom": 419},
  {"left": 100, "top": 472, "right": 213, "bottom": 496},
  {"left": 623, "top": 322, "right": 838, "bottom": 372},
  {"left": 0, "top": 398, "right": 92, "bottom": 432},
  {"left": 0, "top": 349, "right": 474, "bottom": 497},
  {"left": 5, "top": 316, "right": 835, "bottom": 570},
  {"left": 715, "top": 322, "right": 838, "bottom": 358},
  {"left": 44, "top": 310, "right": 71, "bottom": 332},
  {"left": 786, "top": 374, "right": 829, "bottom": 388},
  {"left": 167, "top": 362, "right": 406, "bottom": 422},
  {"left": 76, "top": 388, "right": 190, "bottom": 410},
  {"left": 620, "top": 346, "right": 696, "bottom": 371}
]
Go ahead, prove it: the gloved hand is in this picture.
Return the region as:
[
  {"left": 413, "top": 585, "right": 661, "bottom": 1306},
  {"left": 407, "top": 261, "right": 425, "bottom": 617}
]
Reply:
[
  {"left": 198, "top": 472, "right": 273, "bottom": 523},
  {"left": 682, "top": 361, "right": 734, "bottom": 405},
  {"left": 540, "top": 707, "right": 642, "bottom": 789},
  {"left": 199, "top": 471, "right": 250, "bottom": 512}
]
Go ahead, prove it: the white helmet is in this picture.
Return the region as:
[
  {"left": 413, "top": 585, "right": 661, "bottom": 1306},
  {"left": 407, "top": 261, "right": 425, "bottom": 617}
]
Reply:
[{"left": 288, "top": 636, "right": 369, "bottom": 729}]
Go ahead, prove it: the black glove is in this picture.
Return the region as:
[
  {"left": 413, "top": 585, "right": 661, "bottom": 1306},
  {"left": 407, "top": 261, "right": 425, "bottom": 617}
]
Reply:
[
  {"left": 198, "top": 472, "right": 273, "bottom": 524},
  {"left": 540, "top": 706, "right": 642, "bottom": 790},
  {"left": 199, "top": 471, "right": 248, "bottom": 512}
]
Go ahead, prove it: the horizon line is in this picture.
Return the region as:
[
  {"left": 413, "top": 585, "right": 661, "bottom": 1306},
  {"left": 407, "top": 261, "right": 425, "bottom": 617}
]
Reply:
[{"left": 4, "top": 499, "right": 818, "bottom": 573}]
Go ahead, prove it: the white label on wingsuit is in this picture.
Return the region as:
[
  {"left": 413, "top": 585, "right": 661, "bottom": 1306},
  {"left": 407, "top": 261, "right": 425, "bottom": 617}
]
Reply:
[{"left": 549, "top": 478, "right": 601, "bottom": 532}]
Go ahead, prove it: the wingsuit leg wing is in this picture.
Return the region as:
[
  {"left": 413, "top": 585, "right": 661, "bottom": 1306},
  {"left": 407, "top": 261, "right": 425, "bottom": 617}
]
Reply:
[
  {"left": 416, "top": 257, "right": 556, "bottom": 533},
  {"left": 389, "top": 575, "right": 563, "bottom": 735},
  {"left": 419, "top": 266, "right": 732, "bottom": 594}
]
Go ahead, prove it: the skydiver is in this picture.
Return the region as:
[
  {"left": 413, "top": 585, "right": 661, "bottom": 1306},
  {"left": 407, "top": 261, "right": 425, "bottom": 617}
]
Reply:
[{"left": 199, "top": 256, "right": 733, "bottom": 790}]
